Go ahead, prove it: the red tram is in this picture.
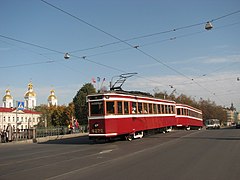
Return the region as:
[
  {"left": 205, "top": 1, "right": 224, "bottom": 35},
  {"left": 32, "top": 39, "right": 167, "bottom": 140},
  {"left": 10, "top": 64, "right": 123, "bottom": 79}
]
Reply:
[
  {"left": 176, "top": 104, "right": 203, "bottom": 130},
  {"left": 87, "top": 91, "right": 203, "bottom": 141}
]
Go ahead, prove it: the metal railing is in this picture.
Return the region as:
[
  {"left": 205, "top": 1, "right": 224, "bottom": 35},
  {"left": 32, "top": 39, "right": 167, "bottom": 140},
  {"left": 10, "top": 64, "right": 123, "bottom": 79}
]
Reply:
[{"left": 1, "top": 125, "right": 88, "bottom": 143}]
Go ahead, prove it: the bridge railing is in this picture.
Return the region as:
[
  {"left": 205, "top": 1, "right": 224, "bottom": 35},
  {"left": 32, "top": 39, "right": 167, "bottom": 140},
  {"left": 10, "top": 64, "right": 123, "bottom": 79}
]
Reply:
[{"left": 0, "top": 125, "right": 88, "bottom": 143}]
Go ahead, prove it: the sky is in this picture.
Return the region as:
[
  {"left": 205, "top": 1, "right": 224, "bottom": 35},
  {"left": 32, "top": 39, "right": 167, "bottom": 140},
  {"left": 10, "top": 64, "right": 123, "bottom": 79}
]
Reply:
[{"left": 0, "top": 0, "right": 240, "bottom": 110}]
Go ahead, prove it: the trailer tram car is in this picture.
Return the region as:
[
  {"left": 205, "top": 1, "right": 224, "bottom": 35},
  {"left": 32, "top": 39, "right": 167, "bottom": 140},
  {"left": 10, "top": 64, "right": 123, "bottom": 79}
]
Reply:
[
  {"left": 87, "top": 92, "right": 203, "bottom": 141},
  {"left": 175, "top": 104, "right": 203, "bottom": 130}
]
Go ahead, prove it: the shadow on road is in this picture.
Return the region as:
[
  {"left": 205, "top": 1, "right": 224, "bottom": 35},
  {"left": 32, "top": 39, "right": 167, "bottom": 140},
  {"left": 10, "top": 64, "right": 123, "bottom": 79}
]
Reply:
[
  {"left": 37, "top": 135, "right": 92, "bottom": 145},
  {"left": 37, "top": 135, "right": 123, "bottom": 145}
]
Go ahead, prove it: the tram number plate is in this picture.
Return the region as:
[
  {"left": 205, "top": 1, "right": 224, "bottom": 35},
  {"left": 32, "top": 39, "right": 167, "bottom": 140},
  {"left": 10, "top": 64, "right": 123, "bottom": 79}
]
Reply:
[{"left": 92, "top": 129, "right": 104, "bottom": 133}]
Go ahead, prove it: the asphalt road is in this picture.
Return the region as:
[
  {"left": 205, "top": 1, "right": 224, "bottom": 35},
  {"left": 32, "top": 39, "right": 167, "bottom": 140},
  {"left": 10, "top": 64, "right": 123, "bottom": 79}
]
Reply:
[{"left": 0, "top": 128, "right": 240, "bottom": 180}]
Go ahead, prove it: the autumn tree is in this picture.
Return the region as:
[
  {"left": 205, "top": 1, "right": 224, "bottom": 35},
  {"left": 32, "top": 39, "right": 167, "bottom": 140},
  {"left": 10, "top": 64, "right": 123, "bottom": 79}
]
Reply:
[
  {"left": 73, "top": 83, "right": 96, "bottom": 125},
  {"left": 36, "top": 104, "right": 75, "bottom": 127},
  {"left": 154, "top": 90, "right": 227, "bottom": 124}
]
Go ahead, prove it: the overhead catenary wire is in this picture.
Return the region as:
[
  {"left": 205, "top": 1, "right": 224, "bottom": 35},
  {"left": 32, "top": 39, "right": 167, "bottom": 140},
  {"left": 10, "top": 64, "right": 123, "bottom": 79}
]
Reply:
[
  {"left": 0, "top": 34, "right": 63, "bottom": 54},
  {"left": 3, "top": 2, "right": 240, "bottom": 103},
  {"left": 1, "top": 20, "right": 239, "bottom": 70},
  {"left": 40, "top": 0, "right": 240, "bottom": 73},
  {"left": 40, "top": 0, "right": 240, "bottom": 105},
  {"left": 0, "top": 32, "right": 215, "bottom": 91},
  {"left": 67, "top": 11, "right": 240, "bottom": 53}
]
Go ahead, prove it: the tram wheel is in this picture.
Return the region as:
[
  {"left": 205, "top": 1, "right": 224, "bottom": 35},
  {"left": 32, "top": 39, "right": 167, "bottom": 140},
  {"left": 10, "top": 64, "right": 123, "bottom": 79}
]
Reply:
[{"left": 126, "top": 135, "right": 133, "bottom": 141}]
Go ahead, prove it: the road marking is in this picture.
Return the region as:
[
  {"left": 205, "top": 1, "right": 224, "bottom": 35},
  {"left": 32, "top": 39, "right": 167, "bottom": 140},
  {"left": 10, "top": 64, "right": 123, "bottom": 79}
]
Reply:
[{"left": 99, "top": 149, "right": 113, "bottom": 154}]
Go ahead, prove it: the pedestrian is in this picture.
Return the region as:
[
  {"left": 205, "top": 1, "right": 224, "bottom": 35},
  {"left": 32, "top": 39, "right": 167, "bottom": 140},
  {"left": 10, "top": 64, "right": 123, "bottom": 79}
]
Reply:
[
  {"left": 6, "top": 123, "right": 13, "bottom": 142},
  {"left": 0, "top": 127, "right": 2, "bottom": 143}
]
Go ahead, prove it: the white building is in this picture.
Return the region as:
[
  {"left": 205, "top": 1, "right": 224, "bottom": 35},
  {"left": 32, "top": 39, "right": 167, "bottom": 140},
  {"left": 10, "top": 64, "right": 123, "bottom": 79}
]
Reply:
[
  {"left": 1, "top": 82, "right": 41, "bottom": 131},
  {"left": 0, "top": 107, "right": 41, "bottom": 131},
  {"left": 48, "top": 90, "right": 58, "bottom": 107}
]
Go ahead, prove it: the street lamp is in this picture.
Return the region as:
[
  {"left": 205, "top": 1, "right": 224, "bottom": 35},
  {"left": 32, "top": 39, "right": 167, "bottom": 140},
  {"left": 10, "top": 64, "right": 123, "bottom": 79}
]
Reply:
[
  {"left": 205, "top": 22, "right": 213, "bottom": 30},
  {"left": 64, "top": 53, "right": 70, "bottom": 59}
]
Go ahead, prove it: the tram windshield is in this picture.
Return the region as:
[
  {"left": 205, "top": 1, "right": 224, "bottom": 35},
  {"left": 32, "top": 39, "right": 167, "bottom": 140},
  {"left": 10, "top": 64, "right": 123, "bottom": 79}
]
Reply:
[{"left": 90, "top": 101, "right": 104, "bottom": 116}]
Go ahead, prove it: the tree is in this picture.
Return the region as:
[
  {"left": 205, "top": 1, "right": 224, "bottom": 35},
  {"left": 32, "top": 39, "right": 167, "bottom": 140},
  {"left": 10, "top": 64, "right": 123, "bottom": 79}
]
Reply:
[
  {"left": 64, "top": 102, "right": 75, "bottom": 125},
  {"left": 153, "top": 89, "right": 227, "bottom": 124},
  {"left": 36, "top": 104, "right": 73, "bottom": 127},
  {"left": 154, "top": 91, "right": 169, "bottom": 99},
  {"left": 35, "top": 104, "right": 54, "bottom": 127},
  {"left": 73, "top": 83, "right": 96, "bottom": 125}
]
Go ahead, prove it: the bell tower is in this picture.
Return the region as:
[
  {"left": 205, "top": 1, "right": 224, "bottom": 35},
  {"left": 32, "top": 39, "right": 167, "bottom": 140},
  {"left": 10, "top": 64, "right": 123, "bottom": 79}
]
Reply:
[
  {"left": 48, "top": 89, "right": 58, "bottom": 107},
  {"left": 2, "top": 89, "right": 13, "bottom": 108},
  {"left": 24, "top": 82, "right": 37, "bottom": 109}
]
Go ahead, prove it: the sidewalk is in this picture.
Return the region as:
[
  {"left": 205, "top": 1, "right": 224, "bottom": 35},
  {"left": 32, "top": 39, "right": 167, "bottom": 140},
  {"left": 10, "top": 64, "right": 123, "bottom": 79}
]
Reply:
[{"left": 0, "top": 132, "right": 88, "bottom": 145}]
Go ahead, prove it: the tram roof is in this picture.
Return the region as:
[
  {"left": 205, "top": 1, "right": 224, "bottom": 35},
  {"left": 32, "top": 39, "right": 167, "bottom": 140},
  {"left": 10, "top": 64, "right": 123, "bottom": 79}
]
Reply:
[
  {"left": 88, "top": 90, "right": 175, "bottom": 103},
  {"left": 176, "top": 103, "right": 202, "bottom": 113}
]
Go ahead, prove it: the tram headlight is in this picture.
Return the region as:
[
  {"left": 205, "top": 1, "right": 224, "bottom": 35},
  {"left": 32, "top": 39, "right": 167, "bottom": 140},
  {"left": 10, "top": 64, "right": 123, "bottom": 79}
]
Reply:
[{"left": 93, "top": 123, "right": 99, "bottom": 128}]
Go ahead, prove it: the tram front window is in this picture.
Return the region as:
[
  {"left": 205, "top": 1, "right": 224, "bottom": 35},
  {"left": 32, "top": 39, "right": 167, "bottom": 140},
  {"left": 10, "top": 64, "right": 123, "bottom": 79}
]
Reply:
[
  {"left": 107, "top": 101, "right": 115, "bottom": 114},
  {"left": 90, "top": 101, "right": 103, "bottom": 116}
]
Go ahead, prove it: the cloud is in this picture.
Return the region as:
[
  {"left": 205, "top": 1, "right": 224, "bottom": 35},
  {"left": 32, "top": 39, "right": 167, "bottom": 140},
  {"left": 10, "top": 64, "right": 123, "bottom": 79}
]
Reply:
[{"left": 196, "top": 55, "right": 240, "bottom": 64}]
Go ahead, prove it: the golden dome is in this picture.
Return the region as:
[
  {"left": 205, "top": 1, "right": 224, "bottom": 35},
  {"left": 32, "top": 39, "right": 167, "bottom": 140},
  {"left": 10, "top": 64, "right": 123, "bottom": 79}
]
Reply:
[
  {"left": 24, "top": 91, "right": 37, "bottom": 97},
  {"left": 48, "top": 90, "right": 57, "bottom": 101},
  {"left": 24, "top": 82, "right": 36, "bottom": 98},
  {"left": 48, "top": 95, "right": 57, "bottom": 101},
  {"left": 3, "top": 89, "right": 13, "bottom": 101}
]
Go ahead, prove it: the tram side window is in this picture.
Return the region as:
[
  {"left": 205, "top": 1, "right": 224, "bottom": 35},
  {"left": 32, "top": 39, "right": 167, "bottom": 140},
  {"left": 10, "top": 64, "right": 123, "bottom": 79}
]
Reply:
[
  {"left": 149, "top": 104, "right": 153, "bottom": 114},
  {"left": 124, "top": 101, "right": 129, "bottom": 114},
  {"left": 153, "top": 104, "right": 157, "bottom": 114},
  {"left": 183, "top": 109, "right": 187, "bottom": 115},
  {"left": 177, "top": 108, "right": 181, "bottom": 115},
  {"left": 132, "top": 102, "right": 137, "bottom": 114},
  {"left": 157, "top": 104, "right": 161, "bottom": 114},
  {"left": 189, "top": 110, "right": 193, "bottom": 117},
  {"left": 117, "top": 101, "right": 123, "bottom": 114},
  {"left": 161, "top": 105, "right": 165, "bottom": 114},
  {"left": 171, "top": 106, "right": 175, "bottom": 114},
  {"left": 90, "top": 101, "right": 103, "bottom": 116},
  {"left": 166, "top": 105, "right": 170, "bottom": 114},
  {"left": 144, "top": 103, "right": 148, "bottom": 114},
  {"left": 138, "top": 102, "right": 143, "bottom": 114},
  {"left": 106, "top": 101, "right": 115, "bottom": 114}
]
